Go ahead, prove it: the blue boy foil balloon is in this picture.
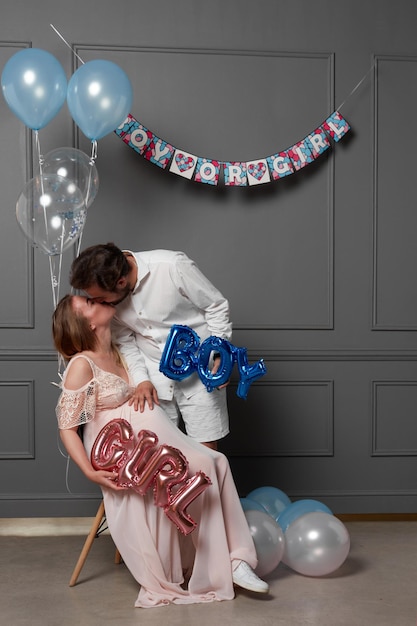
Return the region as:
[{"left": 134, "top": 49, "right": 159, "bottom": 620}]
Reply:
[
  {"left": 234, "top": 347, "right": 267, "bottom": 399},
  {"left": 67, "top": 59, "right": 133, "bottom": 141},
  {"left": 196, "top": 335, "right": 235, "bottom": 391},
  {"left": 159, "top": 324, "right": 267, "bottom": 399},
  {"left": 159, "top": 325, "right": 200, "bottom": 380},
  {"left": 1, "top": 48, "right": 67, "bottom": 130}
]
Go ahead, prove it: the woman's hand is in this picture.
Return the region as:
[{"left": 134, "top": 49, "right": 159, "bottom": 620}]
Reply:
[
  {"left": 87, "top": 468, "right": 128, "bottom": 491},
  {"left": 60, "top": 429, "right": 127, "bottom": 491},
  {"left": 128, "top": 380, "right": 160, "bottom": 412}
]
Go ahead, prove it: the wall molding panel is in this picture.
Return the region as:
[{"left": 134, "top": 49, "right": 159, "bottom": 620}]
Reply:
[
  {"left": 0, "top": 42, "right": 34, "bottom": 330},
  {"left": 1, "top": 2, "right": 417, "bottom": 516},
  {"left": 72, "top": 45, "right": 336, "bottom": 331},
  {"left": 0, "top": 380, "right": 34, "bottom": 459},
  {"left": 372, "top": 380, "right": 417, "bottom": 456},
  {"left": 372, "top": 54, "right": 417, "bottom": 330},
  {"left": 226, "top": 379, "right": 334, "bottom": 457}
]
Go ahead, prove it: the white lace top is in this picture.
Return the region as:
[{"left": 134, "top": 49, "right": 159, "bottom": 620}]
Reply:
[{"left": 56, "top": 355, "right": 134, "bottom": 429}]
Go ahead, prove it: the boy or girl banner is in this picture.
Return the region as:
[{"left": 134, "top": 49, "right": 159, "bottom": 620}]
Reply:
[{"left": 115, "top": 110, "right": 350, "bottom": 187}]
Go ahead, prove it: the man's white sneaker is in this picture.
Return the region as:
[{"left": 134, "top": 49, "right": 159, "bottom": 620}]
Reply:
[{"left": 232, "top": 561, "right": 269, "bottom": 594}]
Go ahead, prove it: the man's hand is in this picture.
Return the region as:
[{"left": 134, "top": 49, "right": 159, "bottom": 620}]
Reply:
[
  {"left": 128, "top": 380, "right": 160, "bottom": 412},
  {"left": 212, "top": 354, "right": 230, "bottom": 389}
]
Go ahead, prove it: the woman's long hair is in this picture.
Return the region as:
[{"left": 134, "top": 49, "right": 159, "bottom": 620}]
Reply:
[{"left": 52, "top": 294, "right": 97, "bottom": 359}]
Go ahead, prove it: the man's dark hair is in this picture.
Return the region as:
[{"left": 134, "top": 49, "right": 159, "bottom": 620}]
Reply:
[{"left": 70, "top": 242, "right": 130, "bottom": 291}]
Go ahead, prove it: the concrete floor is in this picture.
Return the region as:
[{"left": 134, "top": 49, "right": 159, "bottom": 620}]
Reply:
[{"left": 0, "top": 519, "right": 416, "bottom": 626}]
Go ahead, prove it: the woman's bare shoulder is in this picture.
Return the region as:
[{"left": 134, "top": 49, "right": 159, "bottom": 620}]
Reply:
[{"left": 64, "top": 353, "right": 95, "bottom": 390}]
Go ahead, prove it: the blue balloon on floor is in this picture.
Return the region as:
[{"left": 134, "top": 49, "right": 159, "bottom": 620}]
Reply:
[
  {"left": 277, "top": 499, "right": 332, "bottom": 532},
  {"left": 246, "top": 486, "right": 291, "bottom": 519},
  {"left": 240, "top": 497, "right": 268, "bottom": 513}
]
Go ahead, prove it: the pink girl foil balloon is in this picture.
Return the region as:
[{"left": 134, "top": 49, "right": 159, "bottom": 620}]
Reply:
[{"left": 91, "top": 418, "right": 212, "bottom": 535}]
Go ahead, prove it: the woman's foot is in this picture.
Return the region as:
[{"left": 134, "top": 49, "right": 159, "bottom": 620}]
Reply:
[{"left": 232, "top": 561, "right": 269, "bottom": 594}]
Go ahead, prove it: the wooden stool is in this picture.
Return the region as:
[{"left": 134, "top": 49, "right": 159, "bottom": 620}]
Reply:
[{"left": 69, "top": 500, "right": 122, "bottom": 587}]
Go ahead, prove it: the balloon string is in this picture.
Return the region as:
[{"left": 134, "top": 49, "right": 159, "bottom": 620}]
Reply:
[
  {"left": 84, "top": 146, "right": 96, "bottom": 206},
  {"left": 45, "top": 28, "right": 80, "bottom": 484},
  {"left": 34, "top": 135, "right": 60, "bottom": 309},
  {"left": 57, "top": 240, "right": 64, "bottom": 297},
  {"left": 337, "top": 62, "right": 375, "bottom": 112},
  {"left": 55, "top": 428, "right": 74, "bottom": 493},
  {"left": 34, "top": 131, "right": 59, "bottom": 307},
  {"left": 36, "top": 137, "right": 63, "bottom": 390},
  {"left": 49, "top": 259, "right": 57, "bottom": 308},
  {"left": 50, "top": 23, "right": 85, "bottom": 65},
  {"left": 35, "top": 132, "right": 48, "bottom": 239},
  {"left": 75, "top": 141, "right": 96, "bottom": 256},
  {"left": 64, "top": 454, "right": 74, "bottom": 494},
  {"left": 75, "top": 237, "right": 82, "bottom": 259},
  {"left": 90, "top": 140, "right": 97, "bottom": 164},
  {"left": 34, "top": 130, "right": 44, "bottom": 175},
  {"left": 84, "top": 141, "right": 97, "bottom": 214},
  {"left": 49, "top": 256, "right": 62, "bottom": 309},
  {"left": 37, "top": 142, "right": 61, "bottom": 310}
]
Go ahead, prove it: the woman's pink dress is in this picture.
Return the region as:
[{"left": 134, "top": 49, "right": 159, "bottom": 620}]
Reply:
[{"left": 56, "top": 355, "right": 257, "bottom": 608}]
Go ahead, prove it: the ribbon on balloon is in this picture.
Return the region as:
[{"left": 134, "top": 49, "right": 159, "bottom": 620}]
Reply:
[
  {"left": 90, "top": 418, "right": 212, "bottom": 535},
  {"left": 115, "top": 110, "right": 350, "bottom": 187}
]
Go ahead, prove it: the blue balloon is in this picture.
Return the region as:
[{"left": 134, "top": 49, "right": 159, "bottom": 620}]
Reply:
[
  {"left": 159, "top": 324, "right": 200, "bottom": 381},
  {"left": 235, "top": 347, "right": 267, "bottom": 399},
  {"left": 246, "top": 486, "right": 291, "bottom": 519},
  {"left": 277, "top": 499, "right": 333, "bottom": 533},
  {"left": 1, "top": 48, "right": 67, "bottom": 130},
  {"left": 67, "top": 59, "right": 133, "bottom": 141},
  {"left": 197, "top": 336, "right": 234, "bottom": 392},
  {"left": 240, "top": 497, "right": 268, "bottom": 513}
]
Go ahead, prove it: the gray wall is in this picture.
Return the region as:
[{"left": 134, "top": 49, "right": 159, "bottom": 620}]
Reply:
[{"left": 1, "top": 0, "right": 417, "bottom": 516}]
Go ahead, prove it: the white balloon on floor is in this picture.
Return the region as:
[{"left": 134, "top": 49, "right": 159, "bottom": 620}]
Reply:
[
  {"left": 244, "top": 509, "right": 285, "bottom": 577},
  {"left": 283, "top": 511, "right": 350, "bottom": 577}
]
